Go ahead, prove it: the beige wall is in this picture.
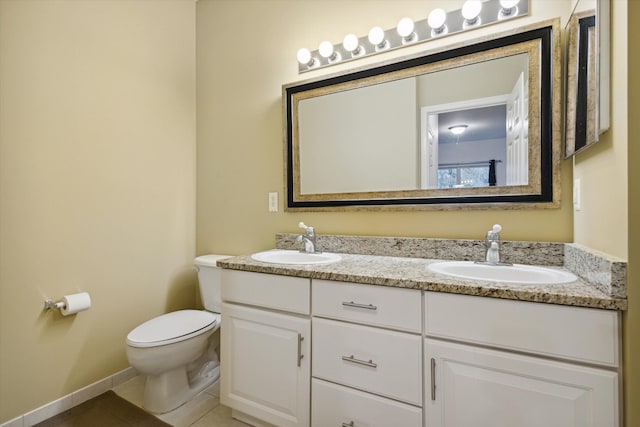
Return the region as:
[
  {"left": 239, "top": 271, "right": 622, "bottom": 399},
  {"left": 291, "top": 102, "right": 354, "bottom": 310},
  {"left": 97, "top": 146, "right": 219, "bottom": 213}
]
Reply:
[
  {"left": 0, "top": 0, "right": 196, "bottom": 422},
  {"left": 625, "top": 2, "right": 638, "bottom": 426}
]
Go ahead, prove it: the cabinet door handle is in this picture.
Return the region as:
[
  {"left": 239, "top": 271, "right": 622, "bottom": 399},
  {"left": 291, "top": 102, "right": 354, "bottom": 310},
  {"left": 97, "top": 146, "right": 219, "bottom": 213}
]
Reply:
[
  {"left": 341, "top": 422, "right": 355, "bottom": 427},
  {"left": 297, "top": 334, "right": 304, "bottom": 367},
  {"left": 341, "top": 355, "right": 377, "bottom": 368},
  {"left": 430, "top": 357, "right": 436, "bottom": 401},
  {"left": 342, "top": 301, "right": 377, "bottom": 310}
]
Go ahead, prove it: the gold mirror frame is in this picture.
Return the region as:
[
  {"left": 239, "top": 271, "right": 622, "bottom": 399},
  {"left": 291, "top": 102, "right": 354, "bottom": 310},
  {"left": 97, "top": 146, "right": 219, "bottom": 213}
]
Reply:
[{"left": 284, "top": 20, "right": 561, "bottom": 211}]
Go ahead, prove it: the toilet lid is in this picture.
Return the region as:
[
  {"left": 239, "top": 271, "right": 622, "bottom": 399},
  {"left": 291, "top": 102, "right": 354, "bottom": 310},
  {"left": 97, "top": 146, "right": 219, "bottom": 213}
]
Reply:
[
  {"left": 127, "top": 310, "right": 219, "bottom": 348},
  {"left": 194, "top": 254, "right": 233, "bottom": 267}
]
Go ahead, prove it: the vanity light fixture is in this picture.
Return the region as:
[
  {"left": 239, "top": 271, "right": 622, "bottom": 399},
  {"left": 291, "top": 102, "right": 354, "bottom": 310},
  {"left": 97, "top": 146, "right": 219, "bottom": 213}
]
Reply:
[
  {"left": 343, "top": 33, "right": 365, "bottom": 57},
  {"left": 449, "top": 125, "right": 468, "bottom": 135},
  {"left": 397, "top": 17, "right": 417, "bottom": 44},
  {"left": 428, "top": 8, "right": 448, "bottom": 37},
  {"left": 368, "top": 26, "right": 389, "bottom": 51},
  {"left": 295, "top": 0, "right": 529, "bottom": 73},
  {"left": 462, "top": 0, "right": 483, "bottom": 28},
  {"left": 498, "top": 0, "right": 520, "bottom": 20},
  {"left": 319, "top": 41, "right": 341, "bottom": 63}
]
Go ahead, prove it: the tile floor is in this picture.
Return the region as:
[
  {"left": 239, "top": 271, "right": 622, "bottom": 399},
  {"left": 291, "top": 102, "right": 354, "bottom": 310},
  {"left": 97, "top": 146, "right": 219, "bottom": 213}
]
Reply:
[{"left": 112, "top": 376, "right": 249, "bottom": 427}]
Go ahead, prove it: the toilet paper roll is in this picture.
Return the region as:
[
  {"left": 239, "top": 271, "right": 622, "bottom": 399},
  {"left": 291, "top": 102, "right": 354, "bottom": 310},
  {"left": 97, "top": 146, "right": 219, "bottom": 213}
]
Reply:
[{"left": 61, "top": 292, "right": 91, "bottom": 316}]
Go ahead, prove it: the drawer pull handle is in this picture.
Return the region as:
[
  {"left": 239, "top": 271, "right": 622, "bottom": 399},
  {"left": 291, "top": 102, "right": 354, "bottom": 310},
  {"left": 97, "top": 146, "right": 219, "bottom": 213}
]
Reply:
[
  {"left": 342, "top": 301, "right": 377, "bottom": 310},
  {"left": 341, "top": 422, "right": 355, "bottom": 427},
  {"left": 342, "top": 355, "right": 377, "bottom": 368},
  {"left": 297, "top": 334, "right": 304, "bottom": 367},
  {"left": 430, "top": 357, "right": 436, "bottom": 401}
]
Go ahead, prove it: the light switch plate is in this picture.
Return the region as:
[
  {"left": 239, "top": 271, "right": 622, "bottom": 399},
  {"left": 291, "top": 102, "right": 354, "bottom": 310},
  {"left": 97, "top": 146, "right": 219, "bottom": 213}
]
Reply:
[
  {"left": 268, "top": 192, "right": 278, "bottom": 212},
  {"left": 573, "top": 179, "right": 581, "bottom": 211}
]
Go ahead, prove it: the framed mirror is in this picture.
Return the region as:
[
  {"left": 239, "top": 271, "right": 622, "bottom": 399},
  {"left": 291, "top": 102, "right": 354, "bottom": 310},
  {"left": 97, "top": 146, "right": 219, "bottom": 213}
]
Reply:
[
  {"left": 564, "top": 0, "right": 610, "bottom": 157},
  {"left": 284, "top": 20, "right": 560, "bottom": 210}
]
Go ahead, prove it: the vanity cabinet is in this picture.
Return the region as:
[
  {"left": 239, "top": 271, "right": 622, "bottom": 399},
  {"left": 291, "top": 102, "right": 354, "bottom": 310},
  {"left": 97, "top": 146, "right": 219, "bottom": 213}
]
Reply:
[
  {"left": 219, "top": 268, "right": 622, "bottom": 427},
  {"left": 424, "top": 291, "right": 621, "bottom": 427},
  {"left": 311, "top": 280, "right": 423, "bottom": 427},
  {"left": 220, "top": 270, "right": 311, "bottom": 427}
]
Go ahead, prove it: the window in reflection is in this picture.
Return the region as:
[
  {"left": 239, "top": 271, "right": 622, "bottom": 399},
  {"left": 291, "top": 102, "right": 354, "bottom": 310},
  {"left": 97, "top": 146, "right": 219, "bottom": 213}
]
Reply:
[{"left": 438, "top": 160, "right": 496, "bottom": 188}]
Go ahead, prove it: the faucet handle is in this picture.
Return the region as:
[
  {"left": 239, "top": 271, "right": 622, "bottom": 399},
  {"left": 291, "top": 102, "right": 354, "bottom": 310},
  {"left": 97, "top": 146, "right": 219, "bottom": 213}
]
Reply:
[
  {"left": 486, "top": 224, "right": 502, "bottom": 241},
  {"left": 299, "top": 222, "right": 314, "bottom": 234}
]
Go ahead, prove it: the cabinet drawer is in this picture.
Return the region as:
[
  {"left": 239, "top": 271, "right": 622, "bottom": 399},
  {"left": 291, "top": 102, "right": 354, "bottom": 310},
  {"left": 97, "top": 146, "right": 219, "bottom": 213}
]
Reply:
[
  {"left": 424, "top": 292, "right": 620, "bottom": 367},
  {"left": 221, "top": 269, "right": 310, "bottom": 315},
  {"left": 312, "top": 279, "right": 421, "bottom": 332},
  {"left": 312, "top": 317, "right": 422, "bottom": 405},
  {"left": 312, "top": 378, "right": 422, "bottom": 427}
]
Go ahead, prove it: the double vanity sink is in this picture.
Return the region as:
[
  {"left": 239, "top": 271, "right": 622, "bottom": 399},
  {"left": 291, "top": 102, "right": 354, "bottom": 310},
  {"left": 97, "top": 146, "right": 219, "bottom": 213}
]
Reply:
[{"left": 251, "top": 249, "right": 578, "bottom": 286}]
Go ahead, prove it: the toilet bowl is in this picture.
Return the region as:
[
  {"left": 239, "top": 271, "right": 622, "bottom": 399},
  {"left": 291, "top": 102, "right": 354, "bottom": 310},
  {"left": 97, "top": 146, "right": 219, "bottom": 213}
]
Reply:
[{"left": 126, "top": 255, "right": 230, "bottom": 414}]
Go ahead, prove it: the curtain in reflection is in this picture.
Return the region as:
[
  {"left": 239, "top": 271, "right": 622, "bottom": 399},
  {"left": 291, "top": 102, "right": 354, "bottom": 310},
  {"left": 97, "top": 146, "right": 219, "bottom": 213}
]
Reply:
[{"left": 489, "top": 160, "right": 497, "bottom": 186}]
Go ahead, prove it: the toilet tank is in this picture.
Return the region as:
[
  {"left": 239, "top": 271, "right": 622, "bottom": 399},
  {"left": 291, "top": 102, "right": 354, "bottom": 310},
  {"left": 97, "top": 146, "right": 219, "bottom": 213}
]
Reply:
[{"left": 194, "top": 254, "right": 232, "bottom": 314}]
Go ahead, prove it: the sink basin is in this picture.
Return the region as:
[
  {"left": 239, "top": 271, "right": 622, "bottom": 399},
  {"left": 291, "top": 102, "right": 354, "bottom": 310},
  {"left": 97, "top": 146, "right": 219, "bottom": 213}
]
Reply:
[
  {"left": 251, "top": 249, "right": 342, "bottom": 265},
  {"left": 428, "top": 261, "right": 577, "bottom": 285}
]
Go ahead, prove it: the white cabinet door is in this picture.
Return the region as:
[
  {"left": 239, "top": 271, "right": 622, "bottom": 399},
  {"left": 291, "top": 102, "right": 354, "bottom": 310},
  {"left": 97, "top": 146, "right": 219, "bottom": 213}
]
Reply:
[
  {"left": 425, "top": 339, "right": 619, "bottom": 427},
  {"left": 221, "top": 303, "right": 310, "bottom": 427}
]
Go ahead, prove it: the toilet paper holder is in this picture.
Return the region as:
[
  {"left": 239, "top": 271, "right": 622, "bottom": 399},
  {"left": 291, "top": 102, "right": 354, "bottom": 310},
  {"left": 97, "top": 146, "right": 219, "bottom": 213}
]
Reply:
[
  {"left": 43, "top": 292, "right": 92, "bottom": 315},
  {"left": 43, "top": 298, "right": 66, "bottom": 310}
]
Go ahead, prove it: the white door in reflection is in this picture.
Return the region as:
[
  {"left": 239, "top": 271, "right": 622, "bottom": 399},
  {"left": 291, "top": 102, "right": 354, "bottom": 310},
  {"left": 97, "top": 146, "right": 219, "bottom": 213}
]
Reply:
[{"left": 506, "top": 72, "right": 528, "bottom": 185}]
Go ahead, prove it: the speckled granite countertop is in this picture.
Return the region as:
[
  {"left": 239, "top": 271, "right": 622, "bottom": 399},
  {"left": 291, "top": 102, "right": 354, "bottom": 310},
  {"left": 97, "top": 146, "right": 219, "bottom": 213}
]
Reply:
[{"left": 217, "top": 252, "right": 627, "bottom": 311}]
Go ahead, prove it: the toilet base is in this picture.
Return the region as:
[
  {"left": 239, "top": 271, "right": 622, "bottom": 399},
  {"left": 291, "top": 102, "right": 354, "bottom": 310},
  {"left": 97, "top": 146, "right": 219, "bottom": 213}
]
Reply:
[
  {"left": 143, "top": 363, "right": 220, "bottom": 414},
  {"left": 142, "top": 367, "right": 220, "bottom": 414}
]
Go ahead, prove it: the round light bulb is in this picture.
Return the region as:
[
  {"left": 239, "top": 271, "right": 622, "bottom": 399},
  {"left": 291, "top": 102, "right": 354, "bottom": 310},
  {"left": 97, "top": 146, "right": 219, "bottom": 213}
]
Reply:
[
  {"left": 343, "top": 34, "right": 359, "bottom": 52},
  {"left": 396, "top": 17, "right": 415, "bottom": 38},
  {"left": 427, "top": 8, "right": 447, "bottom": 30},
  {"left": 462, "top": 0, "right": 482, "bottom": 21},
  {"left": 368, "top": 26, "right": 385, "bottom": 45},
  {"left": 296, "top": 48, "right": 311, "bottom": 65},
  {"left": 318, "top": 41, "right": 334, "bottom": 58},
  {"left": 499, "top": 0, "right": 520, "bottom": 8}
]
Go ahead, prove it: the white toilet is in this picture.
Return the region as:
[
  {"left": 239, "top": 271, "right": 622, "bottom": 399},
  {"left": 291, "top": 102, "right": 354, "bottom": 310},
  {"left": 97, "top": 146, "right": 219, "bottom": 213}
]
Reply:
[{"left": 126, "top": 254, "right": 230, "bottom": 414}]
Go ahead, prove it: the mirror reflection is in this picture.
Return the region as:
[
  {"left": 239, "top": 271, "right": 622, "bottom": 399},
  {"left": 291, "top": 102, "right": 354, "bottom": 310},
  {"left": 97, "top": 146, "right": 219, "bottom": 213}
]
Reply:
[
  {"left": 565, "top": 0, "right": 596, "bottom": 155},
  {"left": 298, "top": 54, "right": 528, "bottom": 194},
  {"left": 565, "top": 0, "right": 610, "bottom": 157},
  {"left": 285, "top": 22, "right": 559, "bottom": 209}
]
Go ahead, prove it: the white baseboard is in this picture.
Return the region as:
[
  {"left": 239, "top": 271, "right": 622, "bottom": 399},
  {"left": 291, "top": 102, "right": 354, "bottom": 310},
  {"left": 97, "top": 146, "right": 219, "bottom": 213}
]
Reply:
[{"left": 0, "top": 366, "right": 137, "bottom": 427}]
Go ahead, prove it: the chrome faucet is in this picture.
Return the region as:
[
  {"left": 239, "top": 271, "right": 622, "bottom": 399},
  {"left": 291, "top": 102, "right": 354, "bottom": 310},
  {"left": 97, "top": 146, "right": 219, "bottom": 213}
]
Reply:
[
  {"left": 297, "top": 222, "right": 317, "bottom": 253},
  {"left": 479, "top": 224, "right": 512, "bottom": 266}
]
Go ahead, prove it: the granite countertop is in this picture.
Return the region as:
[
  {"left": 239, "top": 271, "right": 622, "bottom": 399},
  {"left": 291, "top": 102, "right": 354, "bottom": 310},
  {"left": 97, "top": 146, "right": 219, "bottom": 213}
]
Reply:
[{"left": 217, "top": 252, "right": 627, "bottom": 311}]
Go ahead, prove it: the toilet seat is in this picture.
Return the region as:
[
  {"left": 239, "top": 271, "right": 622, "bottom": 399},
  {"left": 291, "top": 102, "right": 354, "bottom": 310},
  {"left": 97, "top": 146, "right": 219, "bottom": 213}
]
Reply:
[{"left": 127, "top": 310, "right": 219, "bottom": 348}]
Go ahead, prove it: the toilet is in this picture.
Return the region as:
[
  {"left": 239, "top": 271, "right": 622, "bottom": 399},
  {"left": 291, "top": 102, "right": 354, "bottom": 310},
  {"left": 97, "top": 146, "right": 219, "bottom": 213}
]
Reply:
[{"left": 126, "top": 254, "right": 230, "bottom": 414}]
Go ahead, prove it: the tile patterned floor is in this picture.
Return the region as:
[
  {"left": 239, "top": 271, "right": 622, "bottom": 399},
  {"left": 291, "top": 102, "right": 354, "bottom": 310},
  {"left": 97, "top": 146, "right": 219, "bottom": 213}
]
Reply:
[{"left": 112, "top": 376, "right": 249, "bottom": 427}]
